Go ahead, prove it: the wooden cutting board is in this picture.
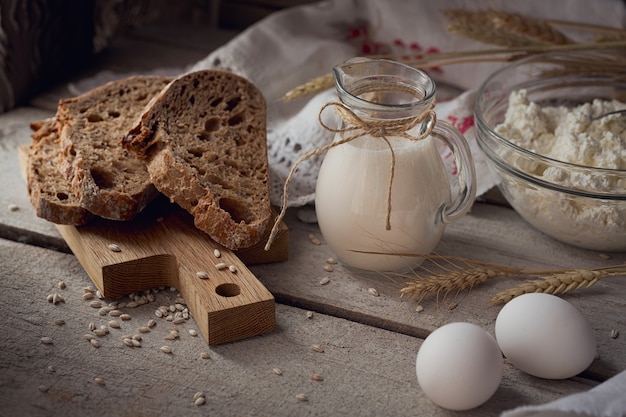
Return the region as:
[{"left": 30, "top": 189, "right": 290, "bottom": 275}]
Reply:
[{"left": 19, "top": 145, "right": 288, "bottom": 345}]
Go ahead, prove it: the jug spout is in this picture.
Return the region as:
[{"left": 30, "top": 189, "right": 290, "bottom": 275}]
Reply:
[{"left": 332, "top": 57, "right": 436, "bottom": 120}]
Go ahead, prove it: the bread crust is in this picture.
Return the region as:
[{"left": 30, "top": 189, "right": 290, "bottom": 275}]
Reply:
[
  {"left": 57, "top": 75, "right": 172, "bottom": 220},
  {"left": 27, "top": 119, "right": 93, "bottom": 225},
  {"left": 124, "top": 70, "right": 271, "bottom": 250}
]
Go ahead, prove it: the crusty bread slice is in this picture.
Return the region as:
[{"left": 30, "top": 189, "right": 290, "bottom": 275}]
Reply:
[
  {"left": 57, "top": 75, "right": 172, "bottom": 221},
  {"left": 26, "top": 119, "right": 93, "bottom": 225},
  {"left": 123, "top": 70, "right": 271, "bottom": 250}
]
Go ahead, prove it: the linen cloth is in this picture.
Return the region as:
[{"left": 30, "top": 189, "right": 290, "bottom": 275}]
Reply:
[{"left": 189, "top": 0, "right": 626, "bottom": 208}]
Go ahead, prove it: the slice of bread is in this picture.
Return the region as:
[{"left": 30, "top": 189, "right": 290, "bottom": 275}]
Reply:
[
  {"left": 57, "top": 75, "right": 172, "bottom": 221},
  {"left": 27, "top": 119, "right": 93, "bottom": 225},
  {"left": 123, "top": 70, "right": 271, "bottom": 250}
]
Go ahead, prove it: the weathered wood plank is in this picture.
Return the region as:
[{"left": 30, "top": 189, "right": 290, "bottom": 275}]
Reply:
[
  {"left": 0, "top": 107, "right": 64, "bottom": 250},
  {"left": 0, "top": 238, "right": 595, "bottom": 417}
]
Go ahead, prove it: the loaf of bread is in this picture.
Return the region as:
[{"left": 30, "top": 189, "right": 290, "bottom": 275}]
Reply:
[
  {"left": 56, "top": 75, "right": 172, "bottom": 221},
  {"left": 123, "top": 70, "right": 272, "bottom": 250},
  {"left": 27, "top": 119, "right": 93, "bottom": 225}
]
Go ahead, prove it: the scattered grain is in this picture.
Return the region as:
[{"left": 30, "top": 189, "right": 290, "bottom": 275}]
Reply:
[
  {"left": 194, "top": 397, "right": 206, "bottom": 406},
  {"left": 8, "top": 203, "right": 19, "bottom": 211},
  {"left": 311, "top": 344, "right": 324, "bottom": 353},
  {"left": 109, "top": 309, "right": 123, "bottom": 317},
  {"left": 57, "top": 281, "right": 66, "bottom": 289},
  {"left": 53, "top": 319, "right": 65, "bottom": 326},
  {"left": 228, "top": 264, "right": 238, "bottom": 273},
  {"left": 215, "top": 262, "right": 228, "bottom": 270},
  {"left": 213, "top": 249, "right": 221, "bottom": 258},
  {"left": 122, "top": 338, "right": 134, "bottom": 347},
  {"left": 610, "top": 329, "right": 620, "bottom": 339},
  {"left": 88, "top": 322, "right": 96, "bottom": 331},
  {"left": 147, "top": 319, "right": 157, "bottom": 328},
  {"left": 326, "top": 257, "right": 337, "bottom": 264},
  {"left": 306, "top": 311, "right": 314, "bottom": 319},
  {"left": 308, "top": 233, "right": 321, "bottom": 245},
  {"left": 132, "top": 334, "right": 142, "bottom": 342},
  {"left": 448, "top": 302, "right": 459, "bottom": 311},
  {"left": 188, "top": 329, "right": 198, "bottom": 337},
  {"left": 84, "top": 334, "right": 96, "bottom": 341},
  {"left": 126, "top": 301, "right": 139, "bottom": 308},
  {"left": 193, "top": 392, "right": 206, "bottom": 401},
  {"left": 108, "top": 320, "right": 120, "bottom": 329},
  {"left": 154, "top": 309, "right": 164, "bottom": 318},
  {"left": 599, "top": 253, "right": 611, "bottom": 260},
  {"left": 38, "top": 385, "right": 49, "bottom": 393},
  {"left": 89, "top": 301, "right": 102, "bottom": 309},
  {"left": 131, "top": 338, "right": 141, "bottom": 347},
  {"left": 415, "top": 304, "right": 424, "bottom": 313},
  {"left": 93, "top": 328, "right": 108, "bottom": 337},
  {"left": 272, "top": 367, "right": 283, "bottom": 376},
  {"left": 201, "top": 352, "right": 211, "bottom": 359},
  {"left": 98, "top": 307, "right": 112, "bottom": 316},
  {"left": 160, "top": 346, "right": 172, "bottom": 354},
  {"left": 40, "top": 337, "right": 53, "bottom": 345},
  {"left": 96, "top": 290, "right": 104, "bottom": 299},
  {"left": 94, "top": 377, "right": 105, "bottom": 385},
  {"left": 296, "top": 393, "right": 309, "bottom": 402},
  {"left": 367, "top": 287, "right": 379, "bottom": 297},
  {"left": 46, "top": 294, "right": 54, "bottom": 302},
  {"left": 107, "top": 243, "right": 121, "bottom": 252},
  {"left": 90, "top": 339, "right": 101, "bottom": 348},
  {"left": 310, "top": 373, "right": 323, "bottom": 382},
  {"left": 52, "top": 293, "right": 65, "bottom": 305},
  {"left": 83, "top": 292, "right": 94, "bottom": 300},
  {"left": 47, "top": 365, "right": 55, "bottom": 373},
  {"left": 196, "top": 271, "right": 209, "bottom": 280},
  {"left": 319, "top": 277, "right": 330, "bottom": 286},
  {"left": 137, "top": 326, "right": 150, "bottom": 333},
  {"left": 323, "top": 264, "right": 334, "bottom": 272},
  {"left": 83, "top": 286, "right": 95, "bottom": 294},
  {"left": 120, "top": 314, "right": 132, "bottom": 321}
]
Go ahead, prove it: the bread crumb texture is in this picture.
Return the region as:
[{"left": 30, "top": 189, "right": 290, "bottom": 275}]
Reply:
[{"left": 125, "top": 70, "right": 272, "bottom": 250}]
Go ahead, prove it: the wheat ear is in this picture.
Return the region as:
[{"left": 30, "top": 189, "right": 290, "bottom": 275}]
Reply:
[{"left": 490, "top": 267, "right": 625, "bottom": 305}]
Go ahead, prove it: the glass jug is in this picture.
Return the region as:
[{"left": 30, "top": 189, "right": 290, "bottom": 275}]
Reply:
[{"left": 315, "top": 58, "right": 476, "bottom": 273}]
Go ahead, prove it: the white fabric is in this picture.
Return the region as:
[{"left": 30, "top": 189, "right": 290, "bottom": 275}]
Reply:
[
  {"left": 501, "top": 370, "right": 626, "bottom": 417},
  {"left": 188, "top": 0, "right": 626, "bottom": 207}
]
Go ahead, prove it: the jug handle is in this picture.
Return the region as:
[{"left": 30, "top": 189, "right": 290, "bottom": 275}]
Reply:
[{"left": 432, "top": 120, "right": 477, "bottom": 224}]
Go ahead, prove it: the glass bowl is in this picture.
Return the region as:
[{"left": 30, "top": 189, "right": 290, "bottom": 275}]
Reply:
[{"left": 474, "top": 50, "right": 626, "bottom": 251}]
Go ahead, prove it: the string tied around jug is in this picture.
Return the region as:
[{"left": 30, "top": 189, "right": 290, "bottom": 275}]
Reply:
[{"left": 264, "top": 99, "right": 436, "bottom": 252}]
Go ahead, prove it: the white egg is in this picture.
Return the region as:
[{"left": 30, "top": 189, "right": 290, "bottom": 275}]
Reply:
[
  {"left": 495, "top": 293, "right": 597, "bottom": 379},
  {"left": 416, "top": 322, "right": 503, "bottom": 411}
]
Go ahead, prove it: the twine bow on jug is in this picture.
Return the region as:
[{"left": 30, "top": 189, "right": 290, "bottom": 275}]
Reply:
[{"left": 264, "top": 99, "right": 437, "bottom": 251}]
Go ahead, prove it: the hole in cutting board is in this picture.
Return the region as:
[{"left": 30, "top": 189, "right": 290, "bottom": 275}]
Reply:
[{"left": 215, "top": 283, "right": 240, "bottom": 297}]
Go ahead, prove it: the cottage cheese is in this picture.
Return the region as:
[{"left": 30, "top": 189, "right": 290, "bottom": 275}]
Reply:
[{"left": 492, "top": 89, "right": 626, "bottom": 251}]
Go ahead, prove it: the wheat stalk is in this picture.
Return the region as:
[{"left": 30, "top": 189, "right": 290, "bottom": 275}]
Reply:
[
  {"left": 280, "top": 39, "right": 626, "bottom": 102},
  {"left": 490, "top": 266, "right": 625, "bottom": 304},
  {"left": 444, "top": 8, "right": 572, "bottom": 47},
  {"left": 280, "top": 7, "right": 626, "bottom": 102},
  {"left": 400, "top": 265, "right": 508, "bottom": 303},
  {"left": 391, "top": 252, "right": 625, "bottom": 305}
]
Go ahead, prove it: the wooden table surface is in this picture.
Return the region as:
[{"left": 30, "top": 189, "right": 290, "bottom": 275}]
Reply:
[{"left": 1, "top": 21, "right": 625, "bottom": 417}]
